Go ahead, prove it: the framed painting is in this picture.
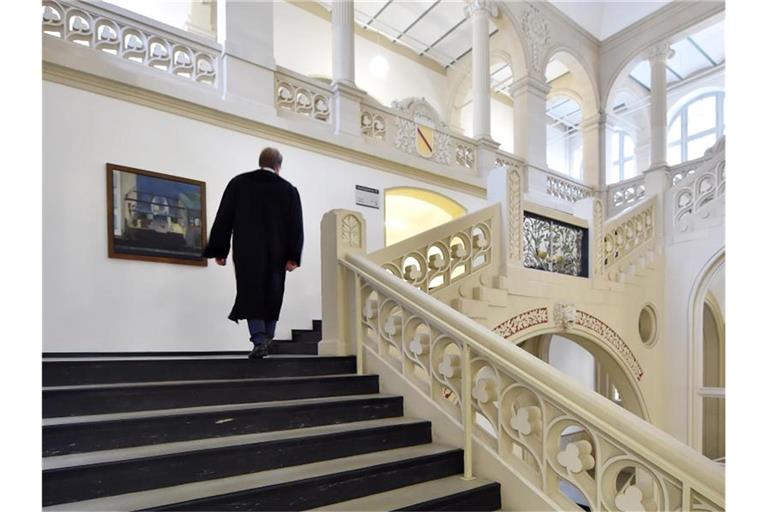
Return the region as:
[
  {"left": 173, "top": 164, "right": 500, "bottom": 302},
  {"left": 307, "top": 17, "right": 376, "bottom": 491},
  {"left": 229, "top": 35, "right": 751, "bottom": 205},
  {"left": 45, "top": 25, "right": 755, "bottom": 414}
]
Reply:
[{"left": 106, "top": 163, "right": 207, "bottom": 266}]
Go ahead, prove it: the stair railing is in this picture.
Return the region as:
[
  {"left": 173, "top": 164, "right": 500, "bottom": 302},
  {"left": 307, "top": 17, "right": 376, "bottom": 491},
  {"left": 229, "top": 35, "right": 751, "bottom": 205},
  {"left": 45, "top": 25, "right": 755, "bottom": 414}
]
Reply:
[
  {"left": 367, "top": 204, "right": 501, "bottom": 295},
  {"left": 601, "top": 195, "right": 657, "bottom": 278},
  {"left": 342, "top": 252, "right": 725, "bottom": 512}
]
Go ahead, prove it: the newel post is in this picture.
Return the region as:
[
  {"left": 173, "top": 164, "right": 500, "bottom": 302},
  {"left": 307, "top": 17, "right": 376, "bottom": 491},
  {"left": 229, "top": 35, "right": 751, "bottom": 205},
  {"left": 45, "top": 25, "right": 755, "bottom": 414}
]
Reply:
[
  {"left": 487, "top": 162, "right": 525, "bottom": 276},
  {"left": 574, "top": 196, "right": 606, "bottom": 283},
  {"left": 319, "top": 210, "right": 367, "bottom": 356}
]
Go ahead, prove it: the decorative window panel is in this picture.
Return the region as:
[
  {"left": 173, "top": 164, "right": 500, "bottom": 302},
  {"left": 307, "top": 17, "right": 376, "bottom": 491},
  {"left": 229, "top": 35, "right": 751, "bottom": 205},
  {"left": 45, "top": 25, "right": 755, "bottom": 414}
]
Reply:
[{"left": 523, "top": 211, "right": 588, "bottom": 277}]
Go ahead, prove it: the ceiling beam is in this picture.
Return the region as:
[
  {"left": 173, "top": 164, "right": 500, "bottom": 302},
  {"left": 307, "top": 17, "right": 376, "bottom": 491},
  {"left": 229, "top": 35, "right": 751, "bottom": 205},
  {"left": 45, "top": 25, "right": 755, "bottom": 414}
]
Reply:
[
  {"left": 395, "top": 0, "right": 442, "bottom": 42},
  {"left": 362, "top": 0, "right": 394, "bottom": 29},
  {"left": 420, "top": 17, "right": 466, "bottom": 57},
  {"left": 687, "top": 36, "right": 718, "bottom": 67}
]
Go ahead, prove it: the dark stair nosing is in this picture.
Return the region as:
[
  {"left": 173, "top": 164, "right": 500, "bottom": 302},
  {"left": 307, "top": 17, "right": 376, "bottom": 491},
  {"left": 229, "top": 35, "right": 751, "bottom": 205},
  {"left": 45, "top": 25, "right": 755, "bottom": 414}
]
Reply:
[
  {"left": 43, "top": 395, "right": 404, "bottom": 456},
  {"left": 42, "top": 420, "right": 433, "bottom": 506},
  {"left": 396, "top": 482, "right": 502, "bottom": 511},
  {"left": 146, "top": 449, "right": 464, "bottom": 511},
  {"left": 43, "top": 374, "right": 380, "bottom": 418},
  {"left": 269, "top": 341, "right": 318, "bottom": 355},
  {"left": 43, "top": 356, "right": 355, "bottom": 386}
]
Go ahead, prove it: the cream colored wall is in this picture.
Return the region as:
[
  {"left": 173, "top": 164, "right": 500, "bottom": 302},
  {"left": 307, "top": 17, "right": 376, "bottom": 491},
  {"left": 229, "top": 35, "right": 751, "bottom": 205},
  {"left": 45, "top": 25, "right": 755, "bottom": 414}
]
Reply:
[
  {"left": 457, "top": 97, "right": 515, "bottom": 152},
  {"left": 42, "top": 81, "right": 486, "bottom": 352},
  {"left": 272, "top": 0, "right": 451, "bottom": 117}
]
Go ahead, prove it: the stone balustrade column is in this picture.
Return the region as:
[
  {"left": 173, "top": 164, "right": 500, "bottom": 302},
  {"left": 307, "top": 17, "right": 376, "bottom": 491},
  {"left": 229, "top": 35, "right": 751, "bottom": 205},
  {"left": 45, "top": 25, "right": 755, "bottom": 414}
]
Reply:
[{"left": 648, "top": 42, "right": 674, "bottom": 169}]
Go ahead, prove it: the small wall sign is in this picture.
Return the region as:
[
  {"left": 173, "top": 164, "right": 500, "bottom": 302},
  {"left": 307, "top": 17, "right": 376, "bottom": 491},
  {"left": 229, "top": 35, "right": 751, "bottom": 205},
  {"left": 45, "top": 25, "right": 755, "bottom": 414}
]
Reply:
[{"left": 355, "top": 185, "right": 380, "bottom": 209}]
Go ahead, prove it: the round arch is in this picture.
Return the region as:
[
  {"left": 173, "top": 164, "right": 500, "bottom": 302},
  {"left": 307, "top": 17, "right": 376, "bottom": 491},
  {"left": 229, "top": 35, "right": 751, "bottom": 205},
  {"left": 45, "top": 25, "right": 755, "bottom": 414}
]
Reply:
[
  {"left": 383, "top": 187, "right": 467, "bottom": 246},
  {"left": 544, "top": 48, "right": 599, "bottom": 117},
  {"left": 514, "top": 326, "right": 651, "bottom": 421}
]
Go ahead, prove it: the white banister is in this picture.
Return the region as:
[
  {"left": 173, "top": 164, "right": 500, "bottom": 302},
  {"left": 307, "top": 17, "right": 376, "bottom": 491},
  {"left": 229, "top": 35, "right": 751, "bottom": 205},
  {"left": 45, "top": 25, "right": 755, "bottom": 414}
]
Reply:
[
  {"left": 602, "top": 195, "right": 656, "bottom": 274},
  {"left": 342, "top": 252, "right": 724, "bottom": 511}
]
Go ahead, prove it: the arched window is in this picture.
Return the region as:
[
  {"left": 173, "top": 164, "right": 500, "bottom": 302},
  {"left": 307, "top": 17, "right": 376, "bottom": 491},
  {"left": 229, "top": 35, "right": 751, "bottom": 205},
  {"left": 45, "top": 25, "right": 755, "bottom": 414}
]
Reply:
[
  {"left": 546, "top": 96, "right": 583, "bottom": 180},
  {"left": 608, "top": 131, "right": 636, "bottom": 184},
  {"left": 668, "top": 92, "right": 725, "bottom": 164}
]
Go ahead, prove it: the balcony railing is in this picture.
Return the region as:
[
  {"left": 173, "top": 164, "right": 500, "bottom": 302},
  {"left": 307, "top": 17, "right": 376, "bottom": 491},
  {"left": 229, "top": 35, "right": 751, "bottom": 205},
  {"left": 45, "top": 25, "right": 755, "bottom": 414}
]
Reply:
[
  {"left": 275, "top": 67, "right": 332, "bottom": 123},
  {"left": 607, "top": 175, "right": 647, "bottom": 218},
  {"left": 42, "top": 0, "right": 221, "bottom": 87}
]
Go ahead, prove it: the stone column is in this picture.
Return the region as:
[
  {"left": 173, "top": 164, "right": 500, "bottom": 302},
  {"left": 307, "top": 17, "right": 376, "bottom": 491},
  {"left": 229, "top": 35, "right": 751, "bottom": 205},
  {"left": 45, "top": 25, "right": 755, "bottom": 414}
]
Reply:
[
  {"left": 581, "top": 110, "right": 608, "bottom": 189},
  {"left": 465, "top": 0, "right": 495, "bottom": 140},
  {"left": 330, "top": 0, "right": 365, "bottom": 136},
  {"left": 185, "top": 0, "right": 216, "bottom": 38},
  {"left": 648, "top": 42, "right": 674, "bottom": 169},
  {"left": 509, "top": 76, "right": 550, "bottom": 169},
  {"left": 217, "top": 0, "right": 276, "bottom": 110},
  {"left": 332, "top": 0, "right": 355, "bottom": 87}
]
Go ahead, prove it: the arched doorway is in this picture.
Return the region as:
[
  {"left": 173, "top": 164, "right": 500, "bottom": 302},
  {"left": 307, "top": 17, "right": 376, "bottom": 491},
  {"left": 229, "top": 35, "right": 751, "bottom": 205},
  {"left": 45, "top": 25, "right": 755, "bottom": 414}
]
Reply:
[
  {"left": 384, "top": 188, "right": 466, "bottom": 246},
  {"left": 689, "top": 251, "right": 725, "bottom": 461}
]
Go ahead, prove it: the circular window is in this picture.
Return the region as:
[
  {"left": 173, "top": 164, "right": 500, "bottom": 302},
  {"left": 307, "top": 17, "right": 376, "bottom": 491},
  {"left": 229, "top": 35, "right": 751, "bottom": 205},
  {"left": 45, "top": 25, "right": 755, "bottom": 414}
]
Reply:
[{"left": 639, "top": 304, "right": 658, "bottom": 347}]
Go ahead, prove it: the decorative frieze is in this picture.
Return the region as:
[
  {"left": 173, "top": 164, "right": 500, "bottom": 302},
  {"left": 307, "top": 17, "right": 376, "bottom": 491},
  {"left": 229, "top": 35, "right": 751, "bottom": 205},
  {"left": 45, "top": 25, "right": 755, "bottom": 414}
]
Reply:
[
  {"left": 521, "top": 4, "right": 550, "bottom": 75},
  {"left": 492, "top": 308, "right": 549, "bottom": 339},
  {"left": 361, "top": 111, "right": 385, "bottom": 139},
  {"left": 276, "top": 77, "right": 331, "bottom": 122},
  {"left": 575, "top": 310, "right": 644, "bottom": 380}
]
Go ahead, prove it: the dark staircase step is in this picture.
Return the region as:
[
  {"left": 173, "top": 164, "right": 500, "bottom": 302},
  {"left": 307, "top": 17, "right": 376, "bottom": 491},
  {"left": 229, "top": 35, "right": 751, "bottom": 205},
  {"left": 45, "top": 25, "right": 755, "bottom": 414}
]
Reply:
[
  {"left": 43, "top": 374, "right": 379, "bottom": 418},
  {"left": 269, "top": 340, "right": 318, "bottom": 355},
  {"left": 290, "top": 329, "right": 322, "bottom": 343},
  {"left": 42, "top": 418, "right": 432, "bottom": 506},
  {"left": 43, "top": 394, "right": 403, "bottom": 456},
  {"left": 42, "top": 356, "right": 353, "bottom": 386}
]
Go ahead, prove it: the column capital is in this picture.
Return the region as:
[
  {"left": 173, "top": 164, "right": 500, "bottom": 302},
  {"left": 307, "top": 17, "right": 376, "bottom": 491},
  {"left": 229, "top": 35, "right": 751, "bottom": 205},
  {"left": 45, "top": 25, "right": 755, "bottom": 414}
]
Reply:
[
  {"left": 464, "top": 0, "right": 498, "bottom": 18},
  {"left": 581, "top": 110, "right": 607, "bottom": 132},
  {"left": 508, "top": 75, "right": 550, "bottom": 99},
  {"left": 645, "top": 42, "right": 675, "bottom": 63}
]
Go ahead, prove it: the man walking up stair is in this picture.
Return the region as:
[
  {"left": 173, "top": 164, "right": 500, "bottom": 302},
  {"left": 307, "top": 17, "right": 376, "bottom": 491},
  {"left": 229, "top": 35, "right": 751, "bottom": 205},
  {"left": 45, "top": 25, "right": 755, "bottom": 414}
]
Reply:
[{"left": 204, "top": 147, "right": 304, "bottom": 359}]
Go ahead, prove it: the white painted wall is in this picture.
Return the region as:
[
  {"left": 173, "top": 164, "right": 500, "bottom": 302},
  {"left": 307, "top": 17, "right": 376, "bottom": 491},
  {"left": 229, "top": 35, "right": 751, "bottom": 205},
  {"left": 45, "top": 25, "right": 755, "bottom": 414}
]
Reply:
[
  {"left": 457, "top": 97, "right": 515, "bottom": 153},
  {"left": 273, "top": 0, "right": 450, "bottom": 118},
  {"left": 42, "top": 81, "right": 485, "bottom": 352}
]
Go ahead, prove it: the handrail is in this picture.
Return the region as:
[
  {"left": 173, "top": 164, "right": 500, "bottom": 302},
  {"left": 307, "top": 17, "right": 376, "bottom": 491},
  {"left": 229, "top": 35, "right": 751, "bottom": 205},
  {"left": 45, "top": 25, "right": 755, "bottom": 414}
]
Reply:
[
  {"left": 367, "top": 204, "right": 500, "bottom": 294},
  {"left": 343, "top": 252, "right": 724, "bottom": 510},
  {"left": 603, "top": 195, "right": 656, "bottom": 273},
  {"left": 606, "top": 175, "right": 647, "bottom": 217}
]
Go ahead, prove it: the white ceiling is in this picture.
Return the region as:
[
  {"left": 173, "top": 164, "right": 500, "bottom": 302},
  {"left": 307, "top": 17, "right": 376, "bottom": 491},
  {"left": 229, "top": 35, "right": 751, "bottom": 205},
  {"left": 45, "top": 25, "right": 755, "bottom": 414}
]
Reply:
[{"left": 548, "top": 1, "right": 673, "bottom": 40}]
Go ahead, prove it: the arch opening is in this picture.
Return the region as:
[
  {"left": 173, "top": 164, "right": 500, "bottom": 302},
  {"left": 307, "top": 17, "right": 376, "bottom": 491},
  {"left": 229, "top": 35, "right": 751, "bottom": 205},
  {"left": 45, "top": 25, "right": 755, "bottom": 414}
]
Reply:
[{"left": 384, "top": 188, "right": 467, "bottom": 246}]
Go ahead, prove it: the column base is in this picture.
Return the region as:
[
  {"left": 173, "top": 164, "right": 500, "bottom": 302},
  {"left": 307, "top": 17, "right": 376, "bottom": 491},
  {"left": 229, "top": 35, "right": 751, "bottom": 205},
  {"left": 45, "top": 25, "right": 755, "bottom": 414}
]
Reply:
[
  {"left": 331, "top": 82, "right": 367, "bottom": 136},
  {"left": 475, "top": 137, "right": 501, "bottom": 178}
]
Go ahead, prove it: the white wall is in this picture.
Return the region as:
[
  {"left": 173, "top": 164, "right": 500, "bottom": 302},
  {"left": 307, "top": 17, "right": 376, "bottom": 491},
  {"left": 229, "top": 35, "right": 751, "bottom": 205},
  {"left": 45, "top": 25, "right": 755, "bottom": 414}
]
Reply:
[
  {"left": 42, "top": 81, "right": 485, "bottom": 352},
  {"left": 273, "top": 0, "right": 451, "bottom": 117},
  {"left": 457, "top": 97, "right": 515, "bottom": 153}
]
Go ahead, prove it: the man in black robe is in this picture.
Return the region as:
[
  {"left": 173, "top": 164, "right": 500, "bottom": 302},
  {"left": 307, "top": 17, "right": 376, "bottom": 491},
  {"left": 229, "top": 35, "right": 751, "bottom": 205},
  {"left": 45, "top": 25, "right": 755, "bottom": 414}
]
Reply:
[{"left": 204, "top": 147, "right": 304, "bottom": 359}]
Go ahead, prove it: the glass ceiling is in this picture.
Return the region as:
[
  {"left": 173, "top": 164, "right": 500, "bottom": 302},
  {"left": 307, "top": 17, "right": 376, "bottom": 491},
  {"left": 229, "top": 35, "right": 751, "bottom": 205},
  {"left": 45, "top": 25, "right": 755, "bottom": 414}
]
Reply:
[
  {"left": 629, "top": 19, "right": 724, "bottom": 90},
  {"left": 318, "top": 0, "right": 496, "bottom": 68}
]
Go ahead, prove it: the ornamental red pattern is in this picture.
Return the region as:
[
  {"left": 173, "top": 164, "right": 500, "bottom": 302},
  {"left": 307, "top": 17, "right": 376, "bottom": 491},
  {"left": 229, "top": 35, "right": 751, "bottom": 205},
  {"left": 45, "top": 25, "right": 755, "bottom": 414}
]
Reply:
[
  {"left": 493, "top": 308, "right": 549, "bottom": 339},
  {"left": 576, "top": 311, "right": 644, "bottom": 380}
]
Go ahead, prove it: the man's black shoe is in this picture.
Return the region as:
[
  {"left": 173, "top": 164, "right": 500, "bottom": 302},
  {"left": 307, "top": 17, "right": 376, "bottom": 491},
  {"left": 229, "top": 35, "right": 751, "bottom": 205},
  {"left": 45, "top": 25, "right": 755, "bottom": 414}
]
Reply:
[{"left": 248, "top": 345, "right": 268, "bottom": 359}]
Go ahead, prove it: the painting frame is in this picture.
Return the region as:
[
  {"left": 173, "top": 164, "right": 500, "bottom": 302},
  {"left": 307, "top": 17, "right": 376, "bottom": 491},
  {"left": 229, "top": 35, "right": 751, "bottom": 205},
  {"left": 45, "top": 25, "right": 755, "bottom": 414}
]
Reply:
[{"left": 106, "top": 163, "right": 207, "bottom": 267}]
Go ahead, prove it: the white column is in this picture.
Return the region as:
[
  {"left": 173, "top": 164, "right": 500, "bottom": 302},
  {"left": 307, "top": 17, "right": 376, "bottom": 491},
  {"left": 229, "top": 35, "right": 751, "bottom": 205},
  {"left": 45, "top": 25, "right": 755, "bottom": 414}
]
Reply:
[
  {"left": 332, "top": 0, "right": 355, "bottom": 87},
  {"left": 648, "top": 42, "right": 674, "bottom": 169},
  {"left": 581, "top": 110, "right": 608, "bottom": 189},
  {"left": 465, "top": 0, "right": 496, "bottom": 140},
  {"left": 509, "top": 76, "right": 550, "bottom": 169}
]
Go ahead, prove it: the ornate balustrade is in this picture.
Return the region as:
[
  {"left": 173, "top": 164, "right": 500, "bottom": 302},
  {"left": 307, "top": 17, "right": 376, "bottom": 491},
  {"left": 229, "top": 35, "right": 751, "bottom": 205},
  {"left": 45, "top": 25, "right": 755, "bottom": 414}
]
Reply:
[
  {"left": 42, "top": 0, "right": 220, "bottom": 86},
  {"left": 359, "top": 98, "right": 478, "bottom": 174},
  {"left": 342, "top": 253, "right": 724, "bottom": 512},
  {"left": 494, "top": 149, "right": 525, "bottom": 172},
  {"left": 671, "top": 146, "right": 725, "bottom": 233},
  {"left": 367, "top": 205, "right": 500, "bottom": 294},
  {"left": 527, "top": 166, "right": 593, "bottom": 205},
  {"left": 600, "top": 197, "right": 656, "bottom": 274},
  {"left": 668, "top": 137, "right": 725, "bottom": 189},
  {"left": 275, "top": 67, "right": 332, "bottom": 123},
  {"left": 607, "top": 175, "right": 647, "bottom": 218}
]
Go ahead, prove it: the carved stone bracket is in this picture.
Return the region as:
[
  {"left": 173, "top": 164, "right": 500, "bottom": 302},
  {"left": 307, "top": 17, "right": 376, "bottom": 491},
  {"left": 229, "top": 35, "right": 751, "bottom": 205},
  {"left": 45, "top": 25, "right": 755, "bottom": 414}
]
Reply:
[{"left": 521, "top": 4, "right": 551, "bottom": 75}]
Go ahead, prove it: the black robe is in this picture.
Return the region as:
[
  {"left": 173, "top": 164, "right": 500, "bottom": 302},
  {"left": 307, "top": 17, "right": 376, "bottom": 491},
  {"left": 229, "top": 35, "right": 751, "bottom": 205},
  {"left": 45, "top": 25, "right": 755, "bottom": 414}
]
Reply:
[{"left": 204, "top": 170, "right": 304, "bottom": 322}]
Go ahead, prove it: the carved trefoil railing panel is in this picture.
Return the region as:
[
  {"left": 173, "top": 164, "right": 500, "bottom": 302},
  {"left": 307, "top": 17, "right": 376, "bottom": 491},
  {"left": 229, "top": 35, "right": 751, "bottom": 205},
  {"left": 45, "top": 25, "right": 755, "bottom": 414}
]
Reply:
[
  {"left": 343, "top": 255, "right": 724, "bottom": 512},
  {"left": 546, "top": 174, "right": 592, "bottom": 203},
  {"left": 668, "top": 136, "right": 725, "bottom": 188},
  {"left": 42, "top": 0, "right": 219, "bottom": 86},
  {"left": 367, "top": 205, "right": 499, "bottom": 295},
  {"left": 275, "top": 68, "right": 331, "bottom": 123},
  {"left": 523, "top": 211, "right": 588, "bottom": 277}
]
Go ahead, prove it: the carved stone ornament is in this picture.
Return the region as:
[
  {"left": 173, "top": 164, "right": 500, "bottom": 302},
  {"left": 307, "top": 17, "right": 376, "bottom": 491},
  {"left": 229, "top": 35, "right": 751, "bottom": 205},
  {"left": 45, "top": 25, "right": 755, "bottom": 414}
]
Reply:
[
  {"left": 510, "top": 405, "right": 542, "bottom": 436},
  {"left": 340, "top": 214, "right": 362, "bottom": 248},
  {"left": 557, "top": 440, "right": 595, "bottom": 474},
  {"left": 521, "top": 4, "right": 551, "bottom": 74},
  {"left": 576, "top": 310, "right": 644, "bottom": 380},
  {"left": 492, "top": 308, "right": 548, "bottom": 339},
  {"left": 390, "top": 97, "right": 447, "bottom": 130},
  {"left": 464, "top": 0, "right": 499, "bottom": 18},
  {"left": 553, "top": 302, "right": 577, "bottom": 330},
  {"left": 615, "top": 485, "right": 657, "bottom": 512}
]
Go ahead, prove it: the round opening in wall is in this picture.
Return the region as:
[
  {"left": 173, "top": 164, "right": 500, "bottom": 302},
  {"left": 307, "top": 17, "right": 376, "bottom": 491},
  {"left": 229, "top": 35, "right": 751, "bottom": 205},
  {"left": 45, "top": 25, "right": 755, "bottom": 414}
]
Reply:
[{"left": 639, "top": 304, "right": 658, "bottom": 347}]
